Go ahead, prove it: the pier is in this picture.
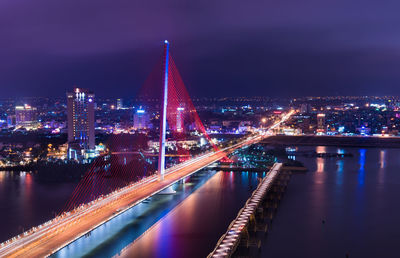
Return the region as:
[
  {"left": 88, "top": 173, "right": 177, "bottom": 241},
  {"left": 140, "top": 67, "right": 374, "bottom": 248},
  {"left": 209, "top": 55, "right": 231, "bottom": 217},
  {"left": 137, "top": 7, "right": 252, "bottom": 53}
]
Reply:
[{"left": 208, "top": 163, "right": 292, "bottom": 257}]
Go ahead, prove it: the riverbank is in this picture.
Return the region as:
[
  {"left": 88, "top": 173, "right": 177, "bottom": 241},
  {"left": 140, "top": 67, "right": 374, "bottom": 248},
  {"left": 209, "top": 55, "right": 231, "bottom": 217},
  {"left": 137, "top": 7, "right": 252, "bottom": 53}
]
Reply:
[
  {"left": 261, "top": 135, "right": 400, "bottom": 148},
  {"left": 0, "top": 162, "right": 90, "bottom": 182}
]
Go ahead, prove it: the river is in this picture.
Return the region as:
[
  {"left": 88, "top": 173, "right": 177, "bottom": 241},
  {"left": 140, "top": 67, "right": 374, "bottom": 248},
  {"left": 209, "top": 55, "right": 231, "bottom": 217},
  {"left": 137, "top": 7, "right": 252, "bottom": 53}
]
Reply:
[
  {"left": 2, "top": 146, "right": 400, "bottom": 257},
  {"left": 260, "top": 146, "right": 400, "bottom": 258},
  {"left": 116, "top": 146, "right": 400, "bottom": 258},
  {"left": 0, "top": 171, "right": 76, "bottom": 242}
]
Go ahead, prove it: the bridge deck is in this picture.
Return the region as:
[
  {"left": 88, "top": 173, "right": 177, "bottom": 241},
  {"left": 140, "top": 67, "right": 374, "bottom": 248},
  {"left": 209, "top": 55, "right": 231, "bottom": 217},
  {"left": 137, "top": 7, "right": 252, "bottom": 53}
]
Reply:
[
  {"left": 208, "top": 163, "right": 282, "bottom": 257},
  {"left": 0, "top": 136, "right": 261, "bottom": 258}
]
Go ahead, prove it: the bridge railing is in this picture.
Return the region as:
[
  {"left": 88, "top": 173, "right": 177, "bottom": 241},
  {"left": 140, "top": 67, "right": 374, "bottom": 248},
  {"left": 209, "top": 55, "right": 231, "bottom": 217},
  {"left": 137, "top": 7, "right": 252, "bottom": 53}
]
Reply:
[
  {"left": 0, "top": 134, "right": 264, "bottom": 252},
  {"left": 207, "top": 163, "right": 282, "bottom": 258}
]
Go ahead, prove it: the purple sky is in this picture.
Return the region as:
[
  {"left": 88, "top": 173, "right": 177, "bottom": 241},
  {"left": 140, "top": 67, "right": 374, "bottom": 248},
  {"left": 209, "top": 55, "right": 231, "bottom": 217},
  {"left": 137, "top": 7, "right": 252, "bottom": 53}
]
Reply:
[{"left": 1, "top": 0, "right": 400, "bottom": 97}]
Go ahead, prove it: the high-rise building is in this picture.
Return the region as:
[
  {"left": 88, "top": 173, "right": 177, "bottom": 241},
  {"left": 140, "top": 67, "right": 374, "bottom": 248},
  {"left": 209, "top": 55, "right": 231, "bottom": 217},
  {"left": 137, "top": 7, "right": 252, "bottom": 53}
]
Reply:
[
  {"left": 67, "top": 88, "right": 95, "bottom": 154},
  {"left": 7, "top": 115, "right": 16, "bottom": 128},
  {"left": 317, "top": 113, "right": 326, "bottom": 133},
  {"left": 15, "top": 104, "right": 38, "bottom": 127},
  {"left": 133, "top": 108, "right": 150, "bottom": 129},
  {"left": 300, "top": 104, "right": 311, "bottom": 114},
  {"left": 116, "top": 98, "right": 123, "bottom": 110},
  {"left": 176, "top": 107, "right": 184, "bottom": 132}
]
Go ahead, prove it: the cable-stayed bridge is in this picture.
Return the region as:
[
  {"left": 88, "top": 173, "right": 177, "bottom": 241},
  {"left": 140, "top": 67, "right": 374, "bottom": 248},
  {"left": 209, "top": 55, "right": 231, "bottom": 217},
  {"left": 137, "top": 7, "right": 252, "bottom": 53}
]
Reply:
[{"left": 0, "top": 41, "right": 293, "bottom": 257}]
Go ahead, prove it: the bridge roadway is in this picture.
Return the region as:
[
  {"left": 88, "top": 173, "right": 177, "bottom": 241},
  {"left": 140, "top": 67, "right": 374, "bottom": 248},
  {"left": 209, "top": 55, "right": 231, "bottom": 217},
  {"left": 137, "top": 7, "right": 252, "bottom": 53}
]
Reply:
[
  {"left": 0, "top": 135, "right": 262, "bottom": 258},
  {"left": 0, "top": 111, "right": 294, "bottom": 257},
  {"left": 208, "top": 163, "right": 283, "bottom": 257}
]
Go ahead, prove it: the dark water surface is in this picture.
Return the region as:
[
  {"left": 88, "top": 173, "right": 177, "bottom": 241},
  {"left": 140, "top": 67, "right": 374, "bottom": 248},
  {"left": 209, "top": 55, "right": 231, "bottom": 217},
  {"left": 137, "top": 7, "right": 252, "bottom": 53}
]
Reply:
[
  {"left": 3, "top": 146, "right": 399, "bottom": 258},
  {"left": 117, "top": 171, "right": 262, "bottom": 258},
  {"left": 52, "top": 170, "right": 221, "bottom": 258},
  {"left": 0, "top": 171, "right": 76, "bottom": 242},
  {"left": 54, "top": 170, "right": 261, "bottom": 258},
  {"left": 119, "top": 146, "right": 400, "bottom": 258},
  {"left": 261, "top": 146, "right": 400, "bottom": 258}
]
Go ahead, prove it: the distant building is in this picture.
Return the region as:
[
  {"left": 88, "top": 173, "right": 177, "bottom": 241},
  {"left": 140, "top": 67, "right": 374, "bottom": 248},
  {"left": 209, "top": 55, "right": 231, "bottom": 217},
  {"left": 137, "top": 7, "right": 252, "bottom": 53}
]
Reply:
[
  {"left": 7, "top": 115, "right": 16, "bottom": 128},
  {"left": 67, "top": 88, "right": 95, "bottom": 160},
  {"left": 293, "top": 115, "right": 311, "bottom": 134},
  {"left": 117, "top": 98, "right": 123, "bottom": 110},
  {"left": 317, "top": 113, "right": 326, "bottom": 133},
  {"left": 133, "top": 108, "right": 150, "bottom": 129},
  {"left": 148, "top": 139, "right": 198, "bottom": 151},
  {"left": 300, "top": 104, "right": 311, "bottom": 114},
  {"left": 176, "top": 107, "right": 184, "bottom": 132},
  {"left": 238, "top": 121, "right": 252, "bottom": 132},
  {"left": 356, "top": 126, "right": 371, "bottom": 136},
  {"left": 15, "top": 104, "right": 38, "bottom": 127}
]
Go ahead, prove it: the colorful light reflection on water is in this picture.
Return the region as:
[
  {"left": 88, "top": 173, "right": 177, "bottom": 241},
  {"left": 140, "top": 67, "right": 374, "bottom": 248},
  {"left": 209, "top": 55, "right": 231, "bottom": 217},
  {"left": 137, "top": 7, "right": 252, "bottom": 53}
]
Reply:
[
  {"left": 117, "top": 171, "right": 261, "bottom": 258},
  {"left": 0, "top": 171, "right": 76, "bottom": 242},
  {"left": 260, "top": 146, "right": 400, "bottom": 258}
]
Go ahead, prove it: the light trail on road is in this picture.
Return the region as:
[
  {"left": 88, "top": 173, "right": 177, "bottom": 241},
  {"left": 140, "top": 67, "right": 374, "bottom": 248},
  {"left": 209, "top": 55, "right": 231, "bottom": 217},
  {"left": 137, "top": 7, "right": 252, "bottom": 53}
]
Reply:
[{"left": 0, "top": 111, "right": 294, "bottom": 258}]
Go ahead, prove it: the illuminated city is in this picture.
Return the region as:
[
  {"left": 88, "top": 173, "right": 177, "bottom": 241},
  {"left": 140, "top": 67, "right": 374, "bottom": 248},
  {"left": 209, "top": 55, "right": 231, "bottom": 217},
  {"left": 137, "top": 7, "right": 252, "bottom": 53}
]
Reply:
[{"left": 1, "top": 1, "right": 400, "bottom": 258}]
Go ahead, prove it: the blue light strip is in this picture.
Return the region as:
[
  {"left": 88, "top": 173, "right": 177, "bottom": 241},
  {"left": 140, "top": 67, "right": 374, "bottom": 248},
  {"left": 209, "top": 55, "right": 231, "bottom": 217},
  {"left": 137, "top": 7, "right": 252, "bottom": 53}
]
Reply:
[{"left": 158, "top": 40, "right": 169, "bottom": 180}]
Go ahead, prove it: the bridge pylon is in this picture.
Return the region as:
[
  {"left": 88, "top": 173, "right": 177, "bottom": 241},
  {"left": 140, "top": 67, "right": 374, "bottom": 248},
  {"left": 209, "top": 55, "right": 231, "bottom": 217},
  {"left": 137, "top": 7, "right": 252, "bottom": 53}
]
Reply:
[{"left": 158, "top": 40, "right": 169, "bottom": 181}]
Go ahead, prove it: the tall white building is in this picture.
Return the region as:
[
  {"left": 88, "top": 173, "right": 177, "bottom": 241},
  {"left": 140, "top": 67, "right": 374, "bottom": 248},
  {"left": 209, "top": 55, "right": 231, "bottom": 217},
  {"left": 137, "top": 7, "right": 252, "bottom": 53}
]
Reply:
[
  {"left": 176, "top": 107, "right": 184, "bottom": 132},
  {"left": 67, "top": 88, "right": 95, "bottom": 156}
]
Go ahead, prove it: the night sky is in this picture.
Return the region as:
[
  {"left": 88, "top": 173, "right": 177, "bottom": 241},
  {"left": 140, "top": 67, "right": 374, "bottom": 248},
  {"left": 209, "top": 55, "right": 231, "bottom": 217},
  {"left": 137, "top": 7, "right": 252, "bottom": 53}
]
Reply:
[{"left": 1, "top": 0, "right": 400, "bottom": 97}]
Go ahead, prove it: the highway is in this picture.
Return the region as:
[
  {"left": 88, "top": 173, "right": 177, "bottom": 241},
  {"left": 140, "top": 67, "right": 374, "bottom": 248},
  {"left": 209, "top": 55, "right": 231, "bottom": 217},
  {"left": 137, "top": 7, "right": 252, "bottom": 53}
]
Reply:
[
  {"left": 0, "top": 137, "right": 260, "bottom": 257},
  {"left": 0, "top": 110, "right": 294, "bottom": 258}
]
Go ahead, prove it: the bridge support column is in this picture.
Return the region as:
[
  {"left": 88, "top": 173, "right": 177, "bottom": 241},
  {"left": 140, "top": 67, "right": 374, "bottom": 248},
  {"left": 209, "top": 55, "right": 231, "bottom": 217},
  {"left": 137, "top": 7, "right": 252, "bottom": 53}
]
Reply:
[
  {"left": 158, "top": 40, "right": 170, "bottom": 181},
  {"left": 159, "top": 185, "right": 177, "bottom": 195}
]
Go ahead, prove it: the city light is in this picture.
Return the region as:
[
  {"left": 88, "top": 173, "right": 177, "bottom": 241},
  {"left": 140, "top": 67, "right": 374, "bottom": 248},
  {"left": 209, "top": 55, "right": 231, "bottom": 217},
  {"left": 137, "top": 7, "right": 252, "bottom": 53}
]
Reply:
[{"left": 1, "top": 4, "right": 399, "bottom": 256}]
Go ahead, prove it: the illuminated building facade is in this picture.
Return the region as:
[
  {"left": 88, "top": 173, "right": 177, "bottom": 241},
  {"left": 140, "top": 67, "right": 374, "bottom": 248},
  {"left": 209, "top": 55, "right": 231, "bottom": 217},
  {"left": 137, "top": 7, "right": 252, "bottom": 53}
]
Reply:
[
  {"left": 176, "top": 107, "right": 184, "bottom": 132},
  {"left": 67, "top": 88, "right": 95, "bottom": 160},
  {"left": 133, "top": 108, "right": 150, "bottom": 129},
  {"left": 317, "top": 113, "right": 326, "bottom": 133},
  {"left": 15, "top": 104, "right": 38, "bottom": 128}
]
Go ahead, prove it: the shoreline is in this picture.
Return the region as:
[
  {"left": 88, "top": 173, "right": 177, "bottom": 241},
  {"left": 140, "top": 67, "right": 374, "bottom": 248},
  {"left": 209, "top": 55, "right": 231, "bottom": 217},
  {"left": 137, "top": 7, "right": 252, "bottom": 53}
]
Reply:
[{"left": 261, "top": 135, "right": 400, "bottom": 148}]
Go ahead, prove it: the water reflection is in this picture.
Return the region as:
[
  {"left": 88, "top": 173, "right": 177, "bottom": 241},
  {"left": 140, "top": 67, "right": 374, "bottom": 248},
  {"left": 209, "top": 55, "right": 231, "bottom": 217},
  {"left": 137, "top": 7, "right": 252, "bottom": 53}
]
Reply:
[
  {"left": 336, "top": 159, "right": 344, "bottom": 186},
  {"left": 378, "top": 150, "right": 386, "bottom": 184},
  {"left": 310, "top": 146, "right": 327, "bottom": 248},
  {"left": 0, "top": 171, "right": 5, "bottom": 183},
  {"left": 242, "top": 171, "right": 249, "bottom": 187},
  {"left": 261, "top": 147, "right": 400, "bottom": 258},
  {"left": 158, "top": 212, "right": 174, "bottom": 257},
  {"left": 358, "top": 149, "right": 366, "bottom": 185},
  {"left": 0, "top": 171, "right": 76, "bottom": 242},
  {"left": 336, "top": 147, "right": 345, "bottom": 186},
  {"left": 379, "top": 150, "right": 386, "bottom": 169},
  {"left": 116, "top": 171, "right": 261, "bottom": 258},
  {"left": 316, "top": 146, "right": 326, "bottom": 173},
  {"left": 53, "top": 170, "right": 218, "bottom": 258}
]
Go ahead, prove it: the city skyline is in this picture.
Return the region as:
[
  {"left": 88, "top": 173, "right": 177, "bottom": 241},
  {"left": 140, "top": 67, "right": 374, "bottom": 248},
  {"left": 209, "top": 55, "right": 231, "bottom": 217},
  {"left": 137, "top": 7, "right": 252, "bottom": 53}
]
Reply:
[{"left": 2, "top": 2, "right": 400, "bottom": 257}]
